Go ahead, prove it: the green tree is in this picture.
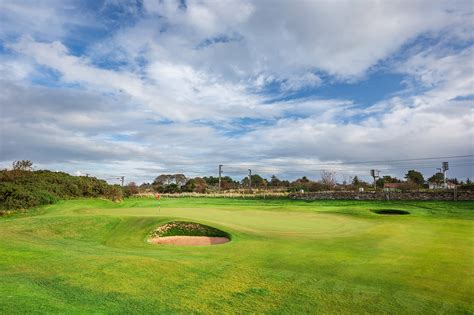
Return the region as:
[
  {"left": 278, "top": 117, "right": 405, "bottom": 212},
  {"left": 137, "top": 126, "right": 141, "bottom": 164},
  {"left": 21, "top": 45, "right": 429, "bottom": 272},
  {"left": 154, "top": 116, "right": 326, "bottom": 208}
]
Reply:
[
  {"left": 376, "top": 178, "right": 384, "bottom": 188},
  {"left": 269, "top": 175, "right": 281, "bottom": 187},
  {"left": 153, "top": 174, "right": 172, "bottom": 185},
  {"left": 241, "top": 174, "right": 267, "bottom": 189},
  {"left": 289, "top": 177, "right": 314, "bottom": 192},
  {"left": 405, "top": 170, "right": 424, "bottom": 186},
  {"left": 383, "top": 176, "right": 401, "bottom": 183},
  {"left": 203, "top": 176, "right": 219, "bottom": 186},
  {"left": 161, "top": 183, "right": 180, "bottom": 193},
  {"left": 300, "top": 176, "right": 310, "bottom": 183},
  {"left": 174, "top": 174, "right": 187, "bottom": 186},
  {"left": 183, "top": 177, "right": 207, "bottom": 193},
  {"left": 428, "top": 172, "right": 444, "bottom": 184},
  {"left": 220, "top": 176, "right": 237, "bottom": 190}
]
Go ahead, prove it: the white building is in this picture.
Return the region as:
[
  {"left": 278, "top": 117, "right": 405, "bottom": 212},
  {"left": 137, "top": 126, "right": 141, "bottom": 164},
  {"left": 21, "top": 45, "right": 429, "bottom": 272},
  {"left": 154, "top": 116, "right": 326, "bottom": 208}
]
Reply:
[{"left": 428, "top": 182, "right": 457, "bottom": 189}]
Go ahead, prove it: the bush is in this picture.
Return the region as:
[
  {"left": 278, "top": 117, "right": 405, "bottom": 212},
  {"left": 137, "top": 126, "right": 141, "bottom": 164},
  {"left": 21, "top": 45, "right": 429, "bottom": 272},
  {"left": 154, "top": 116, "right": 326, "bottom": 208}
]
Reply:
[
  {"left": 3, "top": 187, "right": 37, "bottom": 209},
  {"left": 36, "top": 190, "right": 60, "bottom": 205},
  {"left": 398, "top": 182, "right": 421, "bottom": 191},
  {"left": 105, "top": 185, "right": 124, "bottom": 202},
  {"left": 0, "top": 169, "right": 125, "bottom": 211}
]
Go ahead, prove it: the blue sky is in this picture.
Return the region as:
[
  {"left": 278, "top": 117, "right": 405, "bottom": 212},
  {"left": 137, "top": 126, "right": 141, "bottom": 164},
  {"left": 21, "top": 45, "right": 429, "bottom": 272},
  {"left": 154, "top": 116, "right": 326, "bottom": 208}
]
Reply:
[{"left": 0, "top": 0, "right": 473, "bottom": 184}]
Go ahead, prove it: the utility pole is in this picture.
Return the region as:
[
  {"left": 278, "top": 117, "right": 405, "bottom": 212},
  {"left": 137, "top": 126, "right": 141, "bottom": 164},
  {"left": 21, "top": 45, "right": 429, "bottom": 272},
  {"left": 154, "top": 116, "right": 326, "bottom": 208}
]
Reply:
[
  {"left": 370, "top": 169, "right": 380, "bottom": 190},
  {"left": 442, "top": 162, "right": 449, "bottom": 188},
  {"left": 117, "top": 176, "right": 125, "bottom": 186},
  {"left": 218, "top": 164, "right": 223, "bottom": 192},
  {"left": 248, "top": 169, "right": 252, "bottom": 192}
]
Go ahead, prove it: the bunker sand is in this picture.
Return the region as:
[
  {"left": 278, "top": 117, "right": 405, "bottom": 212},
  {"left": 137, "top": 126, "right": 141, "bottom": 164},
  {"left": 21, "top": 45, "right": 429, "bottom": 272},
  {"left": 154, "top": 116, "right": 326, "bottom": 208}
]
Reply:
[{"left": 149, "top": 235, "right": 230, "bottom": 246}]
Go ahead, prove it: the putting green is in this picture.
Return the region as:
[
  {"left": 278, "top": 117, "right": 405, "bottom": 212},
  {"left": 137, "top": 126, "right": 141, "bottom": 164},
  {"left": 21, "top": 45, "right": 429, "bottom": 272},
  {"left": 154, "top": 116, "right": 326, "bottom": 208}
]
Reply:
[{"left": 0, "top": 198, "right": 473, "bottom": 313}]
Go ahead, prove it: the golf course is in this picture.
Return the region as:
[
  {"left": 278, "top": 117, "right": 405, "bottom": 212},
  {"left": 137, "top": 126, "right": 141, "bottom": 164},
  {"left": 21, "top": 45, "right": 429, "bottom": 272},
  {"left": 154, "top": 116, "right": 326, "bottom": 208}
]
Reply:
[{"left": 0, "top": 198, "right": 473, "bottom": 314}]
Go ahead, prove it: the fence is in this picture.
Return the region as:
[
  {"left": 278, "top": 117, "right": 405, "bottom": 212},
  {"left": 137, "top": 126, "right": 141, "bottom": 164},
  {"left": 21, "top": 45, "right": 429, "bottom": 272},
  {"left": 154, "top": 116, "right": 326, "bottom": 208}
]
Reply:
[{"left": 289, "top": 190, "right": 474, "bottom": 201}]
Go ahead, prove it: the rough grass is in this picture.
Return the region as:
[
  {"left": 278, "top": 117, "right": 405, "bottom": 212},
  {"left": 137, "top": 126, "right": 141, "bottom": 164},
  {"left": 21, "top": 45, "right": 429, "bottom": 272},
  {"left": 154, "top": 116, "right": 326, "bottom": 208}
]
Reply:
[{"left": 0, "top": 198, "right": 473, "bottom": 314}]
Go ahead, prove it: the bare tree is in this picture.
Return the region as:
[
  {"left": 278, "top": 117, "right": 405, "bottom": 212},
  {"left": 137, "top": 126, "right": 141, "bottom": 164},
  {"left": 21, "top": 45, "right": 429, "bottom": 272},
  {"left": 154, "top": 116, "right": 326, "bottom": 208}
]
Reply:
[
  {"left": 321, "top": 170, "right": 336, "bottom": 189},
  {"left": 12, "top": 160, "right": 33, "bottom": 171}
]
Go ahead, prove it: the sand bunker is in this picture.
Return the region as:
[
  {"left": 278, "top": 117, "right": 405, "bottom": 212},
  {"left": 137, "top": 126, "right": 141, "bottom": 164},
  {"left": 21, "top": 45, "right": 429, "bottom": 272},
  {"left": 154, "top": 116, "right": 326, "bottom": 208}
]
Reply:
[{"left": 149, "top": 236, "right": 230, "bottom": 246}]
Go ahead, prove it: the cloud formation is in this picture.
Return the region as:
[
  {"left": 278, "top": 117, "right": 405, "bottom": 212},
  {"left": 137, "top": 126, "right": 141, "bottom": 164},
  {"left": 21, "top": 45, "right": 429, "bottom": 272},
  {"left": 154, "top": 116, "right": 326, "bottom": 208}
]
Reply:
[{"left": 0, "top": 0, "right": 473, "bottom": 183}]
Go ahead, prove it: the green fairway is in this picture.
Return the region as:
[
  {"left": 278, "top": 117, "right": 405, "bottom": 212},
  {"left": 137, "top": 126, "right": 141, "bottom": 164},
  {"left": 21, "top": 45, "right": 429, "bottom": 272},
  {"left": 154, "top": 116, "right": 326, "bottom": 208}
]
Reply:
[{"left": 0, "top": 198, "right": 473, "bottom": 314}]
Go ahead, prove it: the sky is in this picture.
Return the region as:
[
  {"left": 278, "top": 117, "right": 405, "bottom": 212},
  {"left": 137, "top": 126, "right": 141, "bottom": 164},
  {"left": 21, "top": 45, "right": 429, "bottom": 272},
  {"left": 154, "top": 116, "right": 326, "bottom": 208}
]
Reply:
[{"left": 0, "top": 0, "right": 473, "bottom": 184}]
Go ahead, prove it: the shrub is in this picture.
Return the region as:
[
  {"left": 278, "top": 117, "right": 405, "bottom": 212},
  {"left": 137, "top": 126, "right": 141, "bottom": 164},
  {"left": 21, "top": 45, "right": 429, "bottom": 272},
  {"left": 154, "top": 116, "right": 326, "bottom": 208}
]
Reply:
[
  {"left": 4, "top": 187, "right": 37, "bottom": 209},
  {"left": 0, "top": 169, "right": 126, "bottom": 211}
]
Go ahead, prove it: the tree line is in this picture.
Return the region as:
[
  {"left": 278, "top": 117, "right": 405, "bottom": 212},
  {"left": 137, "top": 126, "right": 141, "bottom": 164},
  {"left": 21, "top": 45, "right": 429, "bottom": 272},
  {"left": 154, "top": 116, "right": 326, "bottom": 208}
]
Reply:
[
  {"left": 2, "top": 160, "right": 472, "bottom": 213},
  {"left": 134, "top": 169, "right": 472, "bottom": 194}
]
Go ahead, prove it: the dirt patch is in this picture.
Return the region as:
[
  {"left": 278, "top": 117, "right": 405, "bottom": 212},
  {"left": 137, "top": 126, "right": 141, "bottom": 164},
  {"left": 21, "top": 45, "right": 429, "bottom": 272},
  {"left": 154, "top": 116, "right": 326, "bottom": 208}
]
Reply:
[
  {"left": 149, "top": 236, "right": 230, "bottom": 246},
  {"left": 371, "top": 209, "right": 410, "bottom": 215}
]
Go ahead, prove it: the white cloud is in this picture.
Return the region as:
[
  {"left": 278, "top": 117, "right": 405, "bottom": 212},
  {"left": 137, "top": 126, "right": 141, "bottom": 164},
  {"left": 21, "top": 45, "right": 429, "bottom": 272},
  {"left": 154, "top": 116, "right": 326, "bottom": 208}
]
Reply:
[
  {"left": 280, "top": 72, "right": 322, "bottom": 91},
  {"left": 108, "top": 0, "right": 470, "bottom": 82},
  {"left": 1, "top": 0, "right": 473, "bottom": 181},
  {"left": 0, "top": 0, "right": 98, "bottom": 42}
]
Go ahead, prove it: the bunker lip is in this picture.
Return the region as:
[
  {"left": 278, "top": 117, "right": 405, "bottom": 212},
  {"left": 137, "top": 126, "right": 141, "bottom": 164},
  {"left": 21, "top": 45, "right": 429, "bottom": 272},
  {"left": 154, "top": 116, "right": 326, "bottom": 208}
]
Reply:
[
  {"left": 148, "top": 221, "right": 231, "bottom": 246},
  {"left": 149, "top": 236, "right": 230, "bottom": 246},
  {"left": 371, "top": 209, "right": 410, "bottom": 215}
]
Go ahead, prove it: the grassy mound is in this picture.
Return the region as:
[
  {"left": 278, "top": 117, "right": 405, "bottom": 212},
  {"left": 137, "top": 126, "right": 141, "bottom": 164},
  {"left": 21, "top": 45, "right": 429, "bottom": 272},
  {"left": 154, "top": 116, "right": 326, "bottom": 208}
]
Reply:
[
  {"left": 372, "top": 209, "right": 410, "bottom": 215},
  {"left": 151, "top": 221, "right": 230, "bottom": 239}
]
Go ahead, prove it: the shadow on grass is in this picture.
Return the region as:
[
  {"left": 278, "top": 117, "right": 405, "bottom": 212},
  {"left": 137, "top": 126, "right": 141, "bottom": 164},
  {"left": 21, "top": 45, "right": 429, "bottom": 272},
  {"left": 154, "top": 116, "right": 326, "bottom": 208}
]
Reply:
[{"left": 371, "top": 209, "right": 410, "bottom": 215}]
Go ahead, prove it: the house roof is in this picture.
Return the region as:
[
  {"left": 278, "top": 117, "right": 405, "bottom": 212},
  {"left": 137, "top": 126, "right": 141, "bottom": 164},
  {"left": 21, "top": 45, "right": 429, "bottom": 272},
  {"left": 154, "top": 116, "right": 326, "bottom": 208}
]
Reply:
[{"left": 383, "top": 183, "right": 403, "bottom": 188}]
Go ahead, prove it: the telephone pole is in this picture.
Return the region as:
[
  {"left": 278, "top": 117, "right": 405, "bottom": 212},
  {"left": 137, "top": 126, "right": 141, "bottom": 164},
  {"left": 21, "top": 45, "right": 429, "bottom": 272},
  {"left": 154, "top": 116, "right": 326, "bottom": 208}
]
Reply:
[
  {"left": 218, "top": 164, "right": 223, "bottom": 192},
  {"left": 442, "top": 162, "right": 449, "bottom": 188},
  {"left": 248, "top": 169, "right": 252, "bottom": 192},
  {"left": 370, "top": 169, "right": 380, "bottom": 190},
  {"left": 116, "top": 176, "right": 125, "bottom": 186}
]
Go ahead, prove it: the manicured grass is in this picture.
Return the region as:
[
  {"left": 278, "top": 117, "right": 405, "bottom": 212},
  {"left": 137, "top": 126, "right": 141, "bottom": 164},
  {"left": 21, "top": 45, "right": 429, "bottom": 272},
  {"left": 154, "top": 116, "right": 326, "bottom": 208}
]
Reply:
[{"left": 0, "top": 198, "right": 473, "bottom": 313}]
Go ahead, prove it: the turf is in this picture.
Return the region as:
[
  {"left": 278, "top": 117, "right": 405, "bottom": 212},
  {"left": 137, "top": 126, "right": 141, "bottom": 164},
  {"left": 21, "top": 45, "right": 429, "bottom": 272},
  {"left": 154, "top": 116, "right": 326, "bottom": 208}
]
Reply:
[{"left": 0, "top": 198, "right": 473, "bottom": 313}]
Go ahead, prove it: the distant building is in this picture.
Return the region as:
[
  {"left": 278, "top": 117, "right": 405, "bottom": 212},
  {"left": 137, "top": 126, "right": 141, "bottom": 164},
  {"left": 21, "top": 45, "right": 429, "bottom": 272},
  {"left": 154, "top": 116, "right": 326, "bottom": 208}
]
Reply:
[
  {"left": 428, "top": 182, "right": 457, "bottom": 189},
  {"left": 383, "top": 183, "right": 403, "bottom": 191}
]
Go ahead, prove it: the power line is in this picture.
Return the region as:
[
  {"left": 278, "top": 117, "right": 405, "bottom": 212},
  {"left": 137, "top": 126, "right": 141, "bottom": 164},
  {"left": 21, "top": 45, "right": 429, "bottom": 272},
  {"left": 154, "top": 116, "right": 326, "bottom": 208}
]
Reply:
[
  {"left": 222, "top": 155, "right": 474, "bottom": 168},
  {"left": 220, "top": 161, "right": 473, "bottom": 173}
]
